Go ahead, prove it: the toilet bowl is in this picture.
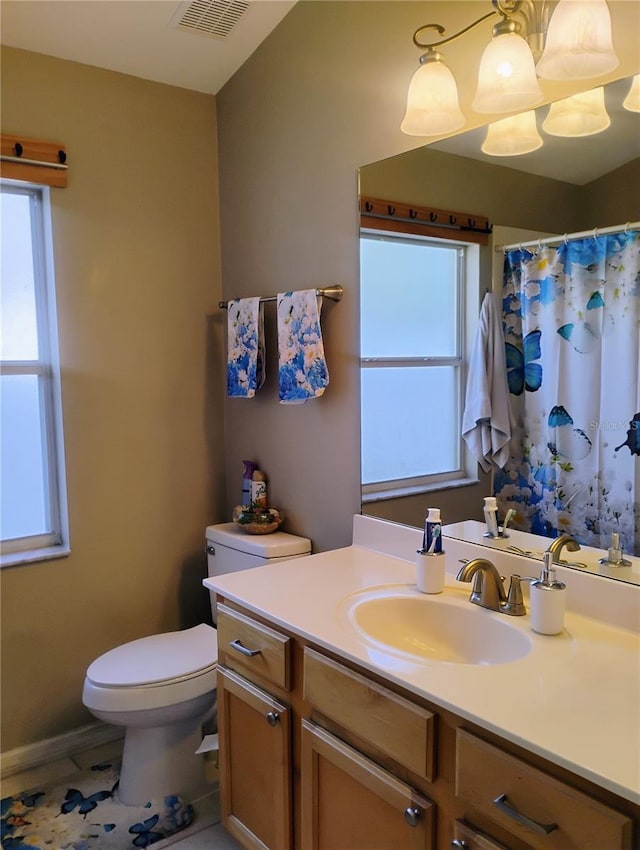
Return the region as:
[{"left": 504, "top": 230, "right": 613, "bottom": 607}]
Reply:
[
  {"left": 82, "top": 524, "right": 311, "bottom": 807},
  {"left": 82, "top": 624, "right": 218, "bottom": 806}
]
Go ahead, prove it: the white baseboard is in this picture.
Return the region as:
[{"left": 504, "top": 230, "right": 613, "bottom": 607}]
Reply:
[{"left": 1, "top": 722, "right": 124, "bottom": 779}]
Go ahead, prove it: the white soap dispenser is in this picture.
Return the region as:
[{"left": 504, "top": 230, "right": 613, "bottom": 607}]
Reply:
[{"left": 529, "top": 552, "right": 566, "bottom": 635}]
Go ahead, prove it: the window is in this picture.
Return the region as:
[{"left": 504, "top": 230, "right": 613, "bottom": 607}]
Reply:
[
  {"left": 1, "top": 181, "right": 69, "bottom": 565},
  {"left": 360, "top": 230, "right": 478, "bottom": 500}
]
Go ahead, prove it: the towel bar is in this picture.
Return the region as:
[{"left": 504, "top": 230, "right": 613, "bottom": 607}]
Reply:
[{"left": 219, "top": 284, "right": 343, "bottom": 310}]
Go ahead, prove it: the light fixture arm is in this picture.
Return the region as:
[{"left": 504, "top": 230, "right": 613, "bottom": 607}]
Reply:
[
  {"left": 412, "top": 0, "right": 548, "bottom": 56},
  {"left": 412, "top": 13, "right": 497, "bottom": 52}
]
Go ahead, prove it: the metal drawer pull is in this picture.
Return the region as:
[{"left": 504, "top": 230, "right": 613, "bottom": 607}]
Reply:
[
  {"left": 229, "top": 639, "right": 261, "bottom": 657},
  {"left": 451, "top": 841, "right": 469, "bottom": 849},
  {"left": 404, "top": 807, "right": 421, "bottom": 827},
  {"left": 493, "top": 793, "right": 558, "bottom": 835},
  {"left": 266, "top": 711, "right": 280, "bottom": 727}
]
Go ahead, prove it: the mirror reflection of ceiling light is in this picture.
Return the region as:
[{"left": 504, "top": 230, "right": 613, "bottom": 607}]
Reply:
[
  {"left": 542, "top": 87, "right": 610, "bottom": 137},
  {"left": 401, "top": 0, "right": 619, "bottom": 137},
  {"left": 481, "top": 110, "right": 543, "bottom": 155},
  {"left": 623, "top": 75, "right": 640, "bottom": 113}
]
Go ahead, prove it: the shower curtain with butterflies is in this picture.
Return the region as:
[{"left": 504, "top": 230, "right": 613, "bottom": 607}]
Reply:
[{"left": 493, "top": 229, "right": 640, "bottom": 555}]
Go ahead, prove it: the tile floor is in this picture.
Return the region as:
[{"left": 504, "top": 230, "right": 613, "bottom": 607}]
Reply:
[{"left": 1, "top": 739, "right": 242, "bottom": 849}]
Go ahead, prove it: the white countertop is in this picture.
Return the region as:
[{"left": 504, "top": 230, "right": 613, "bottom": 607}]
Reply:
[{"left": 204, "top": 524, "right": 640, "bottom": 805}]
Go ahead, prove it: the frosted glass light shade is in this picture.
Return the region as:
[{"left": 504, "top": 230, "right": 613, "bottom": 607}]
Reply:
[
  {"left": 623, "top": 75, "right": 640, "bottom": 113},
  {"left": 472, "top": 33, "right": 543, "bottom": 114},
  {"left": 542, "top": 87, "right": 610, "bottom": 137},
  {"left": 536, "top": 0, "right": 619, "bottom": 80},
  {"left": 401, "top": 58, "right": 465, "bottom": 136},
  {"left": 482, "top": 111, "right": 543, "bottom": 156}
]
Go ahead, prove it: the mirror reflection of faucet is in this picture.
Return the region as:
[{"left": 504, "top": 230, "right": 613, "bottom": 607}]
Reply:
[
  {"left": 546, "top": 534, "right": 589, "bottom": 570},
  {"left": 599, "top": 532, "right": 632, "bottom": 567}
]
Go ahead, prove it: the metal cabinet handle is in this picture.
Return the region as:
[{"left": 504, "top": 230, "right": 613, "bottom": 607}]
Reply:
[
  {"left": 404, "top": 806, "right": 421, "bottom": 827},
  {"left": 205, "top": 545, "right": 215, "bottom": 555},
  {"left": 266, "top": 711, "right": 280, "bottom": 727},
  {"left": 451, "top": 842, "right": 469, "bottom": 849},
  {"left": 493, "top": 793, "right": 558, "bottom": 835},
  {"left": 229, "top": 639, "right": 261, "bottom": 657}
]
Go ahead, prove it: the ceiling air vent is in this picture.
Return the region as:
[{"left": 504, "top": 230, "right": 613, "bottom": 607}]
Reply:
[{"left": 173, "top": 0, "right": 251, "bottom": 40}]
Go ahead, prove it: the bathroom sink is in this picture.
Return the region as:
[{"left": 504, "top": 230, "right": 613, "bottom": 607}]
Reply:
[{"left": 344, "top": 590, "right": 532, "bottom": 665}]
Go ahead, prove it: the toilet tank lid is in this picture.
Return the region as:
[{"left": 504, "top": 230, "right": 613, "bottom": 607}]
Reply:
[
  {"left": 206, "top": 522, "right": 311, "bottom": 558},
  {"left": 86, "top": 624, "right": 218, "bottom": 688}
]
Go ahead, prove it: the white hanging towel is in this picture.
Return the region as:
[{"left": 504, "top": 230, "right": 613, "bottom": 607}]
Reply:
[
  {"left": 277, "top": 289, "right": 329, "bottom": 403},
  {"left": 226, "top": 297, "right": 265, "bottom": 398},
  {"left": 462, "top": 292, "right": 512, "bottom": 472}
]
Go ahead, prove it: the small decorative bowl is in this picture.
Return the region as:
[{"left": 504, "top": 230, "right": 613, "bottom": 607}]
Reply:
[{"left": 233, "top": 505, "right": 284, "bottom": 535}]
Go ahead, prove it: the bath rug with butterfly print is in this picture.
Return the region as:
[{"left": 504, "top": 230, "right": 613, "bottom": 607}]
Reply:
[{"left": 1, "top": 760, "right": 194, "bottom": 849}]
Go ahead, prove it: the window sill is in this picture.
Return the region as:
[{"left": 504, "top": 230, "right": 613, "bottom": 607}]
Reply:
[
  {"left": 362, "top": 477, "right": 481, "bottom": 504},
  {"left": 1, "top": 544, "right": 71, "bottom": 569}
]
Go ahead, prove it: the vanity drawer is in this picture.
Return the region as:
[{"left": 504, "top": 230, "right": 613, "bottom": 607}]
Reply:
[
  {"left": 217, "top": 603, "right": 292, "bottom": 691},
  {"left": 455, "top": 729, "right": 633, "bottom": 850},
  {"left": 452, "top": 819, "right": 510, "bottom": 849},
  {"left": 303, "top": 647, "right": 435, "bottom": 781}
]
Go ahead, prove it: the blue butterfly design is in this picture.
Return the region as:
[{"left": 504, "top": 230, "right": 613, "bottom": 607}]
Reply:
[
  {"left": 59, "top": 787, "right": 112, "bottom": 818},
  {"left": 505, "top": 329, "right": 542, "bottom": 395},
  {"left": 547, "top": 405, "right": 592, "bottom": 460},
  {"left": 557, "top": 290, "right": 607, "bottom": 354},
  {"left": 129, "top": 814, "right": 165, "bottom": 847},
  {"left": 615, "top": 413, "right": 640, "bottom": 456}
]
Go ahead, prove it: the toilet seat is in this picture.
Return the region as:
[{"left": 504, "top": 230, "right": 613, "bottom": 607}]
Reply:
[
  {"left": 87, "top": 624, "right": 218, "bottom": 688},
  {"left": 83, "top": 624, "right": 219, "bottom": 713}
]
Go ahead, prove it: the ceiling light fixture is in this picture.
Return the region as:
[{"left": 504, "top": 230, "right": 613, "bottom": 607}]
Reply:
[
  {"left": 536, "top": 0, "right": 619, "bottom": 80},
  {"left": 542, "top": 86, "right": 610, "bottom": 137},
  {"left": 482, "top": 110, "right": 543, "bottom": 155},
  {"left": 401, "top": 0, "right": 619, "bottom": 137}
]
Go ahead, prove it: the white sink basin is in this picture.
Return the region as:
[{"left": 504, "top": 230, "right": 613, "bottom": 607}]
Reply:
[{"left": 344, "top": 589, "right": 532, "bottom": 665}]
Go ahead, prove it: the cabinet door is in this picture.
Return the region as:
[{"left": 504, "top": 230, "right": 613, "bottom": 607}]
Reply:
[
  {"left": 218, "top": 667, "right": 292, "bottom": 850},
  {"left": 301, "top": 719, "right": 434, "bottom": 850}
]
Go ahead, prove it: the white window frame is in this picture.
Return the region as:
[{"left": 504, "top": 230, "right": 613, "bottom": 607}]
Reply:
[
  {"left": 1, "top": 180, "right": 70, "bottom": 566},
  {"left": 360, "top": 228, "right": 479, "bottom": 503}
]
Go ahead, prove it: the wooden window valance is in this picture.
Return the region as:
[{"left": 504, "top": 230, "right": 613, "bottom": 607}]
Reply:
[
  {"left": 360, "top": 196, "right": 491, "bottom": 246},
  {"left": 1, "top": 134, "right": 68, "bottom": 188}
]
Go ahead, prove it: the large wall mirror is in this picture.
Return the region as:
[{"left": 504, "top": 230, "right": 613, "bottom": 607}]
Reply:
[{"left": 358, "top": 74, "right": 640, "bottom": 584}]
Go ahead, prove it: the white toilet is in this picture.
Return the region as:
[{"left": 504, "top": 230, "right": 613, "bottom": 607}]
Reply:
[{"left": 82, "top": 522, "right": 311, "bottom": 806}]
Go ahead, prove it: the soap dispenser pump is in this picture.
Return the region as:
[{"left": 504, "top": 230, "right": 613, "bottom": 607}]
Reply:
[{"left": 529, "top": 552, "right": 566, "bottom": 635}]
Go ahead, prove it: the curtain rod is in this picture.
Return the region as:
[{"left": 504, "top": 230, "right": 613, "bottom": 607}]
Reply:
[
  {"left": 495, "top": 222, "right": 639, "bottom": 253},
  {"left": 218, "top": 284, "right": 343, "bottom": 310}
]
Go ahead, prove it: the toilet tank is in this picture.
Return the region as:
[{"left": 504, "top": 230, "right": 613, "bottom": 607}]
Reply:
[{"left": 205, "top": 523, "right": 311, "bottom": 622}]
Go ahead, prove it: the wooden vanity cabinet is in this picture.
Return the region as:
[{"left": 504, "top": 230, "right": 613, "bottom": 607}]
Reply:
[
  {"left": 300, "top": 719, "right": 434, "bottom": 850},
  {"left": 216, "top": 604, "right": 294, "bottom": 850},
  {"left": 215, "top": 599, "right": 638, "bottom": 850}
]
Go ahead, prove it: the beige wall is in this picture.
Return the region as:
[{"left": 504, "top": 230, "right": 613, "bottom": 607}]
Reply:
[{"left": 1, "top": 48, "right": 224, "bottom": 751}]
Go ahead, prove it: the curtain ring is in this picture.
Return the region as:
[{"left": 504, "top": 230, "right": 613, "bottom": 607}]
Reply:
[
  {"left": 519, "top": 242, "right": 524, "bottom": 252},
  {"left": 593, "top": 226, "right": 599, "bottom": 240},
  {"left": 537, "top": 239, "right": 543, "bottom": 253},
  {"left": 563, "top": 233, "right": 569, "bottom": 245},
  {"left": 624, "top": 222, "right": 631, "bottom": 234}
]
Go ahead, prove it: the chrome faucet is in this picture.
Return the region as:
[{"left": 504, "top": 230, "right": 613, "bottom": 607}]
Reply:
[{"left": 456, "top": 558, "right": 525, "bottom": 616}]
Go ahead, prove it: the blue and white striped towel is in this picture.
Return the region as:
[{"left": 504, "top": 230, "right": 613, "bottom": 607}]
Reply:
[
  {"left": 227, "top": 297, "right": 265, "bottom": 398},
  {"left": 277, "top": 289, "right": 329, "bottom": 404}
]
